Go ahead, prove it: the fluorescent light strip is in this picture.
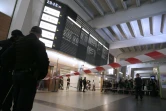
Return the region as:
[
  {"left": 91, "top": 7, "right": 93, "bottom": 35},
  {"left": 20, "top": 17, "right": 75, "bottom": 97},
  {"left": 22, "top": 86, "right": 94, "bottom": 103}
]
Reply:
[
  {"left": 67, "top": 16, "right": 81, "bottom": 28},
  {"left": 98, "top": 41, "right": 102, "bottom": 46},
  {"left": 90, "top": 34, "right": 98, "bottom": 41},
  {"left": 90, "top": 34, "right": 108, "bottom": 50},
  {"left": 103, "top": 45, "right": 108, "bottom": 50},
  {"left": 82, "top": 28, "right": 89, "bottom": 34}
]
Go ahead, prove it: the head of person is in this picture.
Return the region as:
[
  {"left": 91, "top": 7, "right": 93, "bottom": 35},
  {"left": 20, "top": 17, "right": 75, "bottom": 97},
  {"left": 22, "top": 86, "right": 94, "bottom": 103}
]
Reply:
[
  {"left": 30, "top": 26, "right": 42, "bottom": 38},
  {"left": 10, "top": 30, "right": 24, "bottom": 42},
  {"left": 84, "top": 77, "right": 86, "bottom": 79},
  {"left": 93, "top": 80, "right": 94, "bottom": 82},
  {"left": 136, "top": 74, "right": 140, "bottom": 78}
]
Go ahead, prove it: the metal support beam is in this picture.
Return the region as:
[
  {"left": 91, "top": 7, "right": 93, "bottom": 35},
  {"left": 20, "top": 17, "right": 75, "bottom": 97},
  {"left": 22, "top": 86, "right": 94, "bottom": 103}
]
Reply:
[
  {"left": 137, "top": 20, "right": 144, "bottom": 36},
  {"left": 120, "top": 23, "right": 133, "bottom": 39},
  {"left": 130, "top": 20, "right": 143, "bottom": 37},
  {"left": 88, "top": 0, "right": 166, "bottom": 29},
  {"left": 74, "top": 0, "right": 94, "bottom": 18},
  {"left": 102, "top": 28, "right": 115, "bottom": 41},
  {"left": 111, "top": 25, "right": 124, "bottom": 40},
  {"left": 121, "top": 0, "right": 127, "bottom": 10},
  {"left": 105, "top": 0, "right": 115, "bottom": 13},
  {"left": 161, "top": 14, "right": 166, "bottom": 33},
  {"left": 109, "top": 34, "right": 166, "bottom": 49},
  {"left": 96, "top": 29, "right": 113, "bottom": 43},
  {"left": 90, "top": 0, "right": 104, "bottom": 16}
]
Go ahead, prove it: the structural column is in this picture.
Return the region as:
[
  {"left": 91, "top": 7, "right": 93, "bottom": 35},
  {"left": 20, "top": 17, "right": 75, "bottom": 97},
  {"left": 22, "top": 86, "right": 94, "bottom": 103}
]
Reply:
[{"left": 8, "top": 0, "right": 31, "bottom": 38}]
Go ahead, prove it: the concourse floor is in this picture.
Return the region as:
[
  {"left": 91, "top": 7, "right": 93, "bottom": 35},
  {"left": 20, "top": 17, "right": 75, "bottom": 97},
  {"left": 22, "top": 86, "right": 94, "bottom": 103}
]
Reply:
[{"left": 33, "top": 90, "right": 166, "bottom": 111}]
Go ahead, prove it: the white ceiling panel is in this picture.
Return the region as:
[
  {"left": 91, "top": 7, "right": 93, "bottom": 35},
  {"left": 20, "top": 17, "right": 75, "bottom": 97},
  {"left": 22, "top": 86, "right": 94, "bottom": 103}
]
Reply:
[
  {"left": 141, "top": 18, "right": 151, "bottom": 36},
  {"left": 120, "top": 23, "right": 134, "bottom": 39},
  {"left": 162, "top": 14, "right": 166, "bottom": 34},
  {"left": 111, "top": 25, "right": 126, "bottom": 40},
  {"left": 152, "top": 15, "right": 162, "bottom": 35},
  {"left": 102, "top": 27, "right": 116, "bottom": 41},
  {"left": 130, "top": 20, "right": 143, "bottom": 38}
]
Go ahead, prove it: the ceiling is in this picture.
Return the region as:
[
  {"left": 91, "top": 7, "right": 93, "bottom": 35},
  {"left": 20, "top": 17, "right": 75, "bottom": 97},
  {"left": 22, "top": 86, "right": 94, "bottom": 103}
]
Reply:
[
  {"left": 74, "top": 0, "right": 156, "bottom": 19},
  {"left": 58, "top": 0, "right": 166, "bottom": 57},
  {"left": 120, "top": 42, "right": 166, "bottom": 53}
]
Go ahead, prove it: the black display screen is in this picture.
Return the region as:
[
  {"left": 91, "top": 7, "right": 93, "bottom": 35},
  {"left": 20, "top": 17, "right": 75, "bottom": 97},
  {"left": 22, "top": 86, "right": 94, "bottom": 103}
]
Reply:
[
  {"left": 60, "top": 18, "right": 81, "bottom": 56},
  {"left": 86, "top": 46, "right": 96, "bottom": 65},
  {"left": 39, "top": 0, "right": 109, "bottom": 66},
  {"left": 79, "top": 29, "right": 89, "bottom": 46}
]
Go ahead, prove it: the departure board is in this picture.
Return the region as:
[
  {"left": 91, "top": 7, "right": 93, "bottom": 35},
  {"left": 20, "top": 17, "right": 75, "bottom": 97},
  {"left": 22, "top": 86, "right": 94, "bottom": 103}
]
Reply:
[
  {"left": 86, "top": 46, "right": 96, "bottom": 65},
  {"left": 60, "top": 17, "right": 81, "bottom": 56},
  {"left": 79, "top": 29, "right": 89, "bottom": 46},
  {"left": 39, "top": 0, "right": 109, "bottom": 66},
  {"left": 39, "top": 0, "right": 63, "bottom": 48}
]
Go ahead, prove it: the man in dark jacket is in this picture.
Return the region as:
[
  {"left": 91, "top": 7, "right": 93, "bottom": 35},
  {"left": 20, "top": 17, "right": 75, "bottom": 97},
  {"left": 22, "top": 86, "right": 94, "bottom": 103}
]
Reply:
[
  {"left": 135, "top": 74, "right": 143, "bottom": 100},
  {"left": 83, "top": 77, "right": 87, "bottom": 92},
  {"left": 1, "top": 26, "right": 49, "bottom": 111},
  {"left": 0, "top": 30, "right": 24, "bottom": 111}
]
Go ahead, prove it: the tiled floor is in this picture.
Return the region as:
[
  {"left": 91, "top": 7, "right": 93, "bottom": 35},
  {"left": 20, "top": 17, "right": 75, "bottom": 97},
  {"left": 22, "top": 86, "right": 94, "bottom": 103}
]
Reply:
[{"left": 33, "top": 90, "right": 166, "bottom": 111}]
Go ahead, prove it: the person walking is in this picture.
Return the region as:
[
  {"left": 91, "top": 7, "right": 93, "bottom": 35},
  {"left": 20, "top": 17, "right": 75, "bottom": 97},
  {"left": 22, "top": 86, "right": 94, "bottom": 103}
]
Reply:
[
  {"left": 92, "top": 80, "right": 95, "bottom": 91},
  {"left": 66, "top": 77, "right": 70, "bottom": 90},
  {"left": 83, "top": 77, "right": 87, "bottom": 92},
  {"left": 135, "top": 74, "right": 143, "bottom": 100},
  {"left": 0, "top": 30, "right": 24, "bottom": 111},
  {"left": 1, "top": 26, "right": 49, "bottom": 111}
]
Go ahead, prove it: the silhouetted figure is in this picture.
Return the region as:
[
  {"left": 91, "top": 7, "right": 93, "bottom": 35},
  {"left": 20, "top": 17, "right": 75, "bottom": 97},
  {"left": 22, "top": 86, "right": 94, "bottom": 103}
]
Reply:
[
  {"left": 135, "top": 74, "right": 143, "bottom": 100},
  {"left": 1, "top": 26, "right": 49, "bottom": 111},
  {"left": 66, "top": 77, "right": 70, "bottom": 90},
  {"left": 83, "top": 77, "right": 87, "bottom": 92},
  {"left": 79, "top": 77, "right": 83, "bottom": 91},
  {"left": 0, "top": 30, "right": 24, "bottom": 111}
]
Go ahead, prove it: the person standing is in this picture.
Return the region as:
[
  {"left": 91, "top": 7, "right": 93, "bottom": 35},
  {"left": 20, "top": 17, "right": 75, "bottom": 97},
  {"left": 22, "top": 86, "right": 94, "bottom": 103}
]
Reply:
[
  {"left": 135, "top": 74, "right": 143, "bottom": 100},
  {"left": 1, "top": 26, "right": 49, "bottom": 111},
  {"left": 79, "top": 77, "right": 83, "bottom": 91},
  {"left": 0, "top": 30, "right": 24, "bottom": 111},
  {"left": 66, "top": 77, "right": 70, "bottom": 90},
  {"left": 83, "top": 77, "right": 87, "bottom": 92},
  {"left": 92, "top": 80, "right": 95, "bottom": 91}
]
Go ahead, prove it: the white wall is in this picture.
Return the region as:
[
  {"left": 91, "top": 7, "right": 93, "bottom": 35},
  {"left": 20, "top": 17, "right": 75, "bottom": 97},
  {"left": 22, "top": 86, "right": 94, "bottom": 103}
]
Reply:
[{"left": 0, "top": 0, "right": 16, "bottom": 16}]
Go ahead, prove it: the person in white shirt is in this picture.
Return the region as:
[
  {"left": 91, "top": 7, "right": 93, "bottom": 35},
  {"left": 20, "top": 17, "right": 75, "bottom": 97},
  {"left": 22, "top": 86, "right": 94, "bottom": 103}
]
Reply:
[{"left": 92, "top": 80, "right": 95, "bottom": 91}]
